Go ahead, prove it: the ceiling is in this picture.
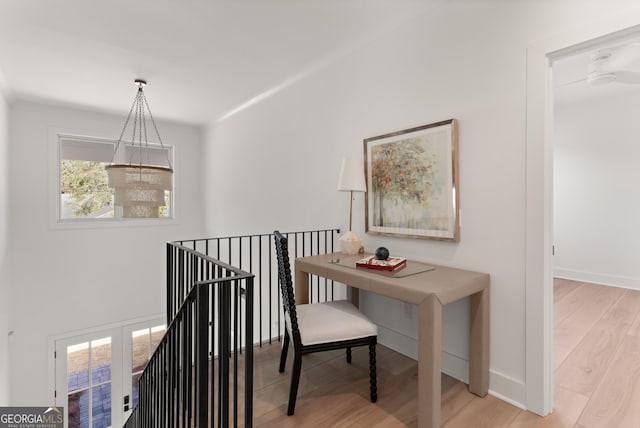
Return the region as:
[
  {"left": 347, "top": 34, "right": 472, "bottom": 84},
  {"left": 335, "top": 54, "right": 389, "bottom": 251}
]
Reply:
[
  {"left": 553, "top": 36, "right": 640, "bottom": 106},
  {"left": 3, "top": 2, "right": 639, "bottom": 125},
  {"left": 0, "top": 0, "right": 442, "bottom": 126}
]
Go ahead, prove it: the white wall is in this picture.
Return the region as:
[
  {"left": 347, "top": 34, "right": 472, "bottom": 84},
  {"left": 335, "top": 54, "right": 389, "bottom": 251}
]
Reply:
[
  {"left": 204, "top": 0, "right": 640, "bottom": 407},
  {"left": 0, "top": 80, "right": 10, "bottom": 405},
  {"left": 554, "top": 91, "right": 640, "bottom": 289},
  {"left": 7, "top": 100, "right": 205, "bottom": 405}
]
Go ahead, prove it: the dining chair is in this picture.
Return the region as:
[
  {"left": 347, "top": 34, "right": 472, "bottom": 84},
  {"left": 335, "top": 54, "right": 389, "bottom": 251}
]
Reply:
[{"left": 273, "top": 230, "right": 378, "bottom": 415}]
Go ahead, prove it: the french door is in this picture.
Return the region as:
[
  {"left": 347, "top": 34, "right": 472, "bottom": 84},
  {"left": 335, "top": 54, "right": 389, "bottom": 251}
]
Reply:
[
  {"left": 121, "top": 320, "right": 166, "bottom": 420},
  {"left": 54, "top": 318, "right": 165, "bottom": 428}
]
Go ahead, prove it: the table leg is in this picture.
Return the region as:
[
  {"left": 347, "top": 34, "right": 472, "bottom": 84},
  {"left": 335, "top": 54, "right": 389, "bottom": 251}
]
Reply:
[
  {"left": 469, "top": 287, "right": 489, "bottom": 396},
  {"left": 349, "top": 287, "right": 360, "bottom": 308},
  {"left": 294, "top": 268, "right": 310, "bottom": 305},
  {"left": 418, "top": 294, "right": 442, "bottom": 428}
]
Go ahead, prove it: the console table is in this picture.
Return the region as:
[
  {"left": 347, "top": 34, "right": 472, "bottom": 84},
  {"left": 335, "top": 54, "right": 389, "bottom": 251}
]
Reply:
[{"left": 294, "top": 252, "right": 490, "bottom": 428}]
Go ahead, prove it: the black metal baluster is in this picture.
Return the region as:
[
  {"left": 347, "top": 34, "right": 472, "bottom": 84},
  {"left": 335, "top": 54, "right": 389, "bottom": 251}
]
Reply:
[
  {"left": 270, "top": 235, "right": 276, "bottom": 344},
  {"left": 219, "top": 277, "right": 230, "bottom": 427},
  {"left": 196, "top": 284, "right": 209, "bottom": 428},
  {"left": 239, "top": 237, "right": 243, "bottom": 355},
  {"left": 244, "top": 276, "right": 254, "bottom": 427}
]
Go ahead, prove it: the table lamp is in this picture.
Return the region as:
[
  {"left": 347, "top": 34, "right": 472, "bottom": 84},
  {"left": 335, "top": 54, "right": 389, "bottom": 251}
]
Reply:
[{"left": 337, "top": 158, "right": 366, "bottom": 255}]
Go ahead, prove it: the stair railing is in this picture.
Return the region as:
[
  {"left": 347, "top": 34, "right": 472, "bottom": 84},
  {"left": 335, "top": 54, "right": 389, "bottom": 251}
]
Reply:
[
  {"left": 171, "top": 229, "right": 341, "bottom": 346},
  {"left": 125, "top": 228, "right": 340, "bottom": 427}
]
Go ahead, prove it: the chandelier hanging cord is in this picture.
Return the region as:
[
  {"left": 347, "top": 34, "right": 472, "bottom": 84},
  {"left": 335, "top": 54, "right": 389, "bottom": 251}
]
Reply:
[
  {"left": 129, "top": 88, "right": 150, "bottom": 171},
  {"left": 110, "top": 86, "right": 138, "bottom": 163},
  {"left": 110, "top": 79, "right": 173, "bottom": 171},
  {"left": 105, "top": 79, "right": 174, "bottom": 219},
  {"left": 142, "top": 91, "right": 171, "bottom": 169}
]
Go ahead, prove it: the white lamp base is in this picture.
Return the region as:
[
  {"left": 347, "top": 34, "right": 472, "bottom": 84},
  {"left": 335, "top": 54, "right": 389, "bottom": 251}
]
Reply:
[{"left": 339, "top": 231, "right": 362, "bottom": 255}]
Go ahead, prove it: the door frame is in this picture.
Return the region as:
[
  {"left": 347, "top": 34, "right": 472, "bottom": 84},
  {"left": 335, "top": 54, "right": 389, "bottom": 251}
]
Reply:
[
  {"left": 53, "top": 327, "right": 124, "bottom": 428},
  {"left": 47, "top": 314, "right": 164, "bottom": 427},
  {"left": 121, "top": 317, "right": 166, "bottom": 421},
  {"left": 524, "top": 11, "right": 640, "bottom": 416}
]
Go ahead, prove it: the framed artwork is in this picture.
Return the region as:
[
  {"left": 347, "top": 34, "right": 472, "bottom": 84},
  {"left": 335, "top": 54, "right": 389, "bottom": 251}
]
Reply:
[{"left": 364, "top": 119, "right": 459, "bottom": 241}]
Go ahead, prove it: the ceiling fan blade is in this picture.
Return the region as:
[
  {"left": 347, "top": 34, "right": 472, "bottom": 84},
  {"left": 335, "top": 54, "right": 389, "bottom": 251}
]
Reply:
[
  {"left": 613, "top": 70, "right": 640, "bottom": 84},
  {"left": 587, "top": 71, "right": 617, "bottom": 85}
]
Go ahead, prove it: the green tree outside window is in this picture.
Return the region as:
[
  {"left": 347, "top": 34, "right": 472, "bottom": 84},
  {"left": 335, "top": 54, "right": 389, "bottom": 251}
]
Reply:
[{"left": 61, "top": 160, "right": 114, "bottom": 218}]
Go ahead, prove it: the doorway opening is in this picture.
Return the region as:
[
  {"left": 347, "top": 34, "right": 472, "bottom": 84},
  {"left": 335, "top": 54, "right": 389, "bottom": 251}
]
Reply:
[
  {"left": 525, "top": 20, "right": 640, "bottom": 417},
  {"left": 546, "top": 29, "right": 640, "bottom": 425}
]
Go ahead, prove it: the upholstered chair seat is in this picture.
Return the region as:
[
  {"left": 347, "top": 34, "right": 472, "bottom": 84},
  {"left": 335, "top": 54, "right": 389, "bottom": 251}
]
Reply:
[{"left": 289, "top": 300, "right": 378, "bottom": 346}]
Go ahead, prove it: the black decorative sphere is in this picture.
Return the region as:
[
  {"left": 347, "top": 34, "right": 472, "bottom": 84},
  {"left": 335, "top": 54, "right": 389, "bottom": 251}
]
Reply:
[{"left": 375, "top": 247, "right": 390, "bottom": 260}]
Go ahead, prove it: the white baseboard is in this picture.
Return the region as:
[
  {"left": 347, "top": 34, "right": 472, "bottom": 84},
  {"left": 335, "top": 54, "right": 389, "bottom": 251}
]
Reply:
[
  {"left": 441, "top": 350, "right": 469, "bottom": 384},
  {"left": 554, "top": 268, "right": 640, "bottom": 291},
  {"left": 377, "top": 324, "right": 418, "bottom": 359},
  {"left": 489, "top": 370, "right": 526, "bottom": 409},
  {"left": 377, "top": 325, "right": 526, "bottom": 409}
]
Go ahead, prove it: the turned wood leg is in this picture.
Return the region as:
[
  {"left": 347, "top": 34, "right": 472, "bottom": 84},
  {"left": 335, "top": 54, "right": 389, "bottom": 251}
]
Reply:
[{"left": 369, "top": 343, "right": 377, "bottom": 403}]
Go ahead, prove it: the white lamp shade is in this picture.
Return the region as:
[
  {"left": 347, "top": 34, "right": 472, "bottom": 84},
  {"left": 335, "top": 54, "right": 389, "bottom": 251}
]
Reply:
[{"left": 337, "top": 158, "right": 366, "bottom": 192}]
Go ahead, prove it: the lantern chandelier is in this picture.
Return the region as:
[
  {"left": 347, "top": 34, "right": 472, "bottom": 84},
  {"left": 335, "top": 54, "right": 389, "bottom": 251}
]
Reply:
[{"left": 106, "top": 79, "right": 173, "bottom": 218}]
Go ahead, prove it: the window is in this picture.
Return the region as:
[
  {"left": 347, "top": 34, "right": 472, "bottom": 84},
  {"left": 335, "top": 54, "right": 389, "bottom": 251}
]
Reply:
[{"left": 56, "top": 135, "right": 173, "bottom": 223}]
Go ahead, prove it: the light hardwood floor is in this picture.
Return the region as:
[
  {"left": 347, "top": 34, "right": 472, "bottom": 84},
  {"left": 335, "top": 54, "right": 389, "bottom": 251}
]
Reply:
[{"left": 249, "top": 279, "right": 640, "bottom": 427}]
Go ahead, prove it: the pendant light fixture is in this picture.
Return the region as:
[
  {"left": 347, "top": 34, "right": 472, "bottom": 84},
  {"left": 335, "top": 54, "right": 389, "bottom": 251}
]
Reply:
[{"left": 106, "top": 79, "right": 173, "bottom": 218}]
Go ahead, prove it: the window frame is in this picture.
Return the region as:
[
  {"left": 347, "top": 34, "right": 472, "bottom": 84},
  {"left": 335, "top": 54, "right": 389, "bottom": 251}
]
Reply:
[{"left": 50, "top": 131, "right": 177, "bottom": 229}]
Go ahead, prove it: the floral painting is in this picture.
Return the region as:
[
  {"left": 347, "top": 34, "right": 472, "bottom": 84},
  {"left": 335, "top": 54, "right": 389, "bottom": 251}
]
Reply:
[{"left": 364, "top": 119, "right": 459, "bottom": 241}]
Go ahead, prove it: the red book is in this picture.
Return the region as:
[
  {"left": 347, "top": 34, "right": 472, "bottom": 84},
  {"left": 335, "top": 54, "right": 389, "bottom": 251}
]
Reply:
[{"left": 356, "top": 255, "right": 407, "bottom": 271}]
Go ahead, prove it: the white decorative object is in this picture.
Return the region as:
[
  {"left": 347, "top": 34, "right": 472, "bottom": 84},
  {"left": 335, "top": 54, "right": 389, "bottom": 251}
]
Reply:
[{"left": 339, "top": 230, "right": 362, "bottom": 255}]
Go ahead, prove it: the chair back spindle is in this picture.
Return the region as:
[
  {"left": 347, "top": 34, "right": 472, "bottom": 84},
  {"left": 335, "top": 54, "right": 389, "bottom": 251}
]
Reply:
[{"left": 274, "top": 231, "right": 300, "bottom": 335}]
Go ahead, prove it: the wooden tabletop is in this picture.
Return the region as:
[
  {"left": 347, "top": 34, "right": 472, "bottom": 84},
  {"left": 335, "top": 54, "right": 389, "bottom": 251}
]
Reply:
[{"left": 295, "top": 252, "right": 490, "bottom": 306}]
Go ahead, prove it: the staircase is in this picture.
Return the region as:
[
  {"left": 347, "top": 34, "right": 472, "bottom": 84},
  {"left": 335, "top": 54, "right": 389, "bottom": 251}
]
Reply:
[{"left": 124, "top": 229, "right": 340, "bottom": 427}]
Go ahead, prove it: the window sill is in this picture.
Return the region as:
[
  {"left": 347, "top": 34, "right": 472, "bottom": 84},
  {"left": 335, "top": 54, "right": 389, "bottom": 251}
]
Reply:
[{"left": 49, "top": 217, "right": 178, "bottom": 230}]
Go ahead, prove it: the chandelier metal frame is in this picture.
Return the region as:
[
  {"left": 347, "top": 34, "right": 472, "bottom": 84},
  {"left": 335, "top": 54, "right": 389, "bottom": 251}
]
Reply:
[{"left": 105, "top": 79, "right": 173, "bottom": 219}]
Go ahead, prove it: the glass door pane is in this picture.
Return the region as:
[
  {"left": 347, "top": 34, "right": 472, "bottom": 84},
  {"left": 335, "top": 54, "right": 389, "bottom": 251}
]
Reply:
[
  {"left": 64, "top": 337, "right": 112, "bottom": 428},
  {"left": 130, "top": 324, "right": 165, "bottom": 409}
]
